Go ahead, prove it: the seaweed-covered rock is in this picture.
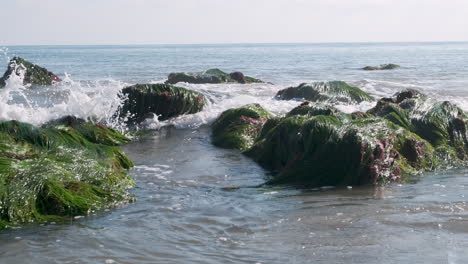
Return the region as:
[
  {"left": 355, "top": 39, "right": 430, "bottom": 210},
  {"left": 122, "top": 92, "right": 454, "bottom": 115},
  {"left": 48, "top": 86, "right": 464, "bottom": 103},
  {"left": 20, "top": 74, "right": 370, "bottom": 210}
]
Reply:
[
  {"left": 212, "top": 104, "right": 272, "bottom": 151},
  {"left": 368, "top": 89, "right": 468, "bottom": 162},
  {"left": 165, "top": 68, "right": 263, "bottom": 84},
  {"left": 276, "top": 81, "right": 374, "bottom": 104},
  {"left": 285, "top": 102, "right": 338, "bottom": 117},
  {"left": 0, "top": 57, "right": 61, "bottom": 88},
  {"left": 213, "top": 90, "right": 468, "bottom": 187},
  {"left": 0, "top": 117, "right": 134, "bottom": 230},
  {"left": 120, "top": 84, "right": 206, "bottom": 124},
  {"left": 246, "top": 112, "right": 436, "bottom": 187},
  {"left": 363, "top": 64, "right": 401, "bottom": 71}
]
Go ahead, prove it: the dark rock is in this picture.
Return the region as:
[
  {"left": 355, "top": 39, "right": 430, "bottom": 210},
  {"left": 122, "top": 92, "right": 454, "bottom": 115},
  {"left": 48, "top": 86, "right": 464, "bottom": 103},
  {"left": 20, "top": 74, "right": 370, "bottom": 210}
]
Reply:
[
  {"left": 362, "top": 64, "right": 401, "bottom": 71},
  {"left": 0, "top": 57, "right": 61, "bottom": 87},
  {"left": 165, "top": 68, "right": 263, "bottom": 84},
  {"left": 120, "top": 83, "right": 206, "bottom": 124},
  {"left": 229, "top": 72, "right": 246, "bottom": 84},
  {"left": 276, "top": 81, "right": 374, "bottom": 104}
]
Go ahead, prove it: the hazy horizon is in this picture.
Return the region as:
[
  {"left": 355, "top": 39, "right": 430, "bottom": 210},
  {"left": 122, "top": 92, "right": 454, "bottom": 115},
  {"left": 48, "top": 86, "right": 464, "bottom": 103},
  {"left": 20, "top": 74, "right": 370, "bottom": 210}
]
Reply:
[{"left": 1, "top": 0, "right": 467, "bottom": 45}]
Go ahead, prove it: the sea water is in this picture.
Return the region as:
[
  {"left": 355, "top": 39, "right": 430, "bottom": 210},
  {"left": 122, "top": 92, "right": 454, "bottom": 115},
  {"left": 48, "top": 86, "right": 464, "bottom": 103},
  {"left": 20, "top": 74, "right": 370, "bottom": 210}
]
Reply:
[{"left": 0, "top": 42, "right": 467, "bottom": 264}]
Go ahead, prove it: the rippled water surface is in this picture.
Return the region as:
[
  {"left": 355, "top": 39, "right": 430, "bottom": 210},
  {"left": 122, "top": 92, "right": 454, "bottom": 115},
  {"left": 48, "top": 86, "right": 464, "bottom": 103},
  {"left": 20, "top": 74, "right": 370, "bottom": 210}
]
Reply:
[{"left": 1, "top": 43, "right": 468, "bottom": 263}]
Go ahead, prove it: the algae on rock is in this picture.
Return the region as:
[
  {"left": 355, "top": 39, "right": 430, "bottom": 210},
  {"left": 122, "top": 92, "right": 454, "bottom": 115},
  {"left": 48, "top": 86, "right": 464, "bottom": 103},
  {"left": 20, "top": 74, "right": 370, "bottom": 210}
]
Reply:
[
  {"left": 120, "top": 83, "right": 206, "bottom": 124},
  {"left": 368, "top": 89, "right": 468, "bottom": 164},
  {"left": 212, "top": 89, "right": 468, "bottom": 187},
  {"left": 0, "top": 116, "right": 134, "bottom": 230},
  {"left": 166, "top": 68, "right": 264, "bottom": 84},
  {"left": 276, "top": 81, "right": 374, "bottom": 104},
  {"left": 212, "top": 104, "right": 272, "bottom": 151},
  {"left": 0, "top": 57, "right": 61, "bottom": 88},
  {"left": 362, "top": 64, "right": 401, "bottom": 71}
]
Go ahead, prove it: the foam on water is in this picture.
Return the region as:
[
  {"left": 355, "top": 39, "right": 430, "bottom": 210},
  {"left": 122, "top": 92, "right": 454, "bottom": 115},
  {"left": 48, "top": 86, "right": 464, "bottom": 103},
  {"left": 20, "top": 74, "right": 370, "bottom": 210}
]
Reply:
[{"left": 0, "top": 68, "right": 128, "bottom": 129}]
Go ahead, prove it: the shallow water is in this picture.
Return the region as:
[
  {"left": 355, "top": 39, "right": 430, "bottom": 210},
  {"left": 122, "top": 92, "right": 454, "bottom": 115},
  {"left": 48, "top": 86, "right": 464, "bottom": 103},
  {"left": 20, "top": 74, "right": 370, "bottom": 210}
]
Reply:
[{"left": 1, "top": 43, "right": 468, "bottom": 263}]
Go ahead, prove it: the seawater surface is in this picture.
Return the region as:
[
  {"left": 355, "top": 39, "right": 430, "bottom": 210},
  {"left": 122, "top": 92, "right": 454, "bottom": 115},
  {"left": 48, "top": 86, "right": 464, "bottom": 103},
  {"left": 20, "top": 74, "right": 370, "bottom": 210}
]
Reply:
[{"left": 0, "top": 43, "right": 468, "bottom": 264}]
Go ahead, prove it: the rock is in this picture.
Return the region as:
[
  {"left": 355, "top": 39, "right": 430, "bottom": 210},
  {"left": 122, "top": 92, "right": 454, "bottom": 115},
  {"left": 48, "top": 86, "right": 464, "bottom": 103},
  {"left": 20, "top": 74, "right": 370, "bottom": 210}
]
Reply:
[
  {"left": 229, "top": 72, "right": 246, "bottom": 84},
  {"left": 362, "top": 64, "right": 401, "bottom": 71},
  {"left": 368, "top": 89, "right": 468, "bottom": 164},
  {"left": 212, "top": 89, "right": 468, "bottom": 187},
  {"left": 0, "top": 57, "right": 61, "bottom": 87},
  {"left": 245, "top": 111, "right": 436, "bottom": 187},
  {"left": 285, "top": 102, "right": 338, "bottom": 117},
  {"left": 212, "top": 104, "right": 272, "bottom": 151},
  {"left": 120, "top": 84, "right": 206, "bottom": 124},
  {"left": 165, "top": 68, "right": 263, "bottom": 84},
  {"left": 276, "top": 81, "right": 374, "bottom": 104},
  {"left": 0, "top": 116, "right": 134, "bottom": 229}
]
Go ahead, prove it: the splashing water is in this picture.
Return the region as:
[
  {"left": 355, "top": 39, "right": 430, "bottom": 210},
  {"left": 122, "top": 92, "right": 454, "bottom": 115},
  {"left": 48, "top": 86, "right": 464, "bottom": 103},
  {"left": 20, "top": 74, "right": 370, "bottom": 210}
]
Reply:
[{"left": 0, "top": 67, "right": 128, "bottom": 130}]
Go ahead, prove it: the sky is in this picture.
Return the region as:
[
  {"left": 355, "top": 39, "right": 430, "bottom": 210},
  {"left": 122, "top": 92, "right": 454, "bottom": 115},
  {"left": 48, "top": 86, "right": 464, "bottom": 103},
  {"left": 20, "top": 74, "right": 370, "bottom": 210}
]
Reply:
[{"left": 1, "top": 0, "right": 467, "bottom": 45}]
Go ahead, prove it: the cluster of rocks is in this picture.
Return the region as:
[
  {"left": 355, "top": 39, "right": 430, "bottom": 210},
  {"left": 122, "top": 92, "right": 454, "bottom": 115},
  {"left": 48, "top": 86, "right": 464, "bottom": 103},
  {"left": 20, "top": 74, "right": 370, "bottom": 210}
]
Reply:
[
  {"left": 213, "top": 82, "right": 467, "bottom": 187},
  {"left": 1, "top": 57, "right": 466, "bottom": 230}
]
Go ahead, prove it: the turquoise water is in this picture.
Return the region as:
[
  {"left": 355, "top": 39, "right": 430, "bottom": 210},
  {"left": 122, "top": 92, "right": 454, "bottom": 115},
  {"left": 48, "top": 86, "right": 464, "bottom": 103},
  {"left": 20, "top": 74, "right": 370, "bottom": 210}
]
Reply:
[{"left": 0, "top": 42, "right": 468, "bottom": 263}]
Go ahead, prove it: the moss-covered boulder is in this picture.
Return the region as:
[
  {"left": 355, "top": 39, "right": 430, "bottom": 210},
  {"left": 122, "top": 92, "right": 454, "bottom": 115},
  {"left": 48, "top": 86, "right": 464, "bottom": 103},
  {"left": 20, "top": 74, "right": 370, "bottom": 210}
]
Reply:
[
  {"left": 165, "top": 68, "right": 263, "bottom": 84},
  {"left": 368, "top": 89, "right": 468, "bottom": 163},
  {"left": 0, "top": 116, "right": 134, "bottom": 230},
  {"left": 362, "top": 64, "right": 401, "bottom": 71},
  {"left": 212, "top": 104, "right": 272, "bottom": 151},
  {"left": 275, "top": 81, "right": 374, "bottom": 104},
  {"left": 0, "top": 57, "right": 61, "bottom": 88},
  {"left": 245, "top": 110, "right": 435, "bottom": 187},
  {"left": 213, "top": 89, "right": 468, "bottom": 187},
  {"left": 120, "top": 83, "right": 206, "bottom": 124}
]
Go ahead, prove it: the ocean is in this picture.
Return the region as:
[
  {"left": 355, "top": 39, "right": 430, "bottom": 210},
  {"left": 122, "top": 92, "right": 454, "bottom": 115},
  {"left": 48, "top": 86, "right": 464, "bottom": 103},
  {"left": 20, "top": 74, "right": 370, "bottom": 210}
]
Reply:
[{"left": 0, "top": 42, "right": 467, "bottom": 263}]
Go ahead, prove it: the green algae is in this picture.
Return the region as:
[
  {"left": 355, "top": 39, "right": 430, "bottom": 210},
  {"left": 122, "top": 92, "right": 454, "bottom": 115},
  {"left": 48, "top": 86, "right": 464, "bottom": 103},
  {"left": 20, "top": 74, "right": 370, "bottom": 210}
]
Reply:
[
  {"left": 212, "top": 92, "right": 466, "bottom": 187},
  {"left": 276, "top": 81, "right": 374, "bottom": 104},
  {"left": 212, "top": 104, "right": 272, "bottom": 151},
  {"left": 363, "top": 64, "right": 401, "bottom": 71},
  {"left": 0, "top": 57, "right": 61, "bottom": 87},
  {"left": 0, "top": 117, "right": 134, "bottom": 230},
  {"left": 165, "top": 68, "right": 264, "bottom": 84},
  {"left": 121, "top": 83, "right": 206, "bottom": 124}
]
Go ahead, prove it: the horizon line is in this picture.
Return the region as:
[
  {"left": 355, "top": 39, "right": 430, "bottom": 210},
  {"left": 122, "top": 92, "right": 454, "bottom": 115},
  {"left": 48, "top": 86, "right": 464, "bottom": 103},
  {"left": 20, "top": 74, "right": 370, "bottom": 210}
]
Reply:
[{"left": 2, "top": 40, "right": 468, "bottom": 47}]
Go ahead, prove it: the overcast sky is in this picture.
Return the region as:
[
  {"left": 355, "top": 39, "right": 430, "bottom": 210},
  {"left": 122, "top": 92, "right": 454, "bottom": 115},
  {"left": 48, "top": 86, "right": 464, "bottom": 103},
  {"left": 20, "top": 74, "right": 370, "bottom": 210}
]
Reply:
[{"left": 1, "top": 0, "right": 467, "bottom": 45}]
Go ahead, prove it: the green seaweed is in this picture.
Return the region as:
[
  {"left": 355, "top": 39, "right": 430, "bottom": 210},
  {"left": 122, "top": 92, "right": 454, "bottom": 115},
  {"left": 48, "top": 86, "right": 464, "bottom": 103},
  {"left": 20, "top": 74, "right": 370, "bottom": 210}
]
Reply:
[
  {"left": 121, "top": 83, "right": 206, "bottom": 124},
  {"left": 0, "top": 117, "right": 134, "bottom": 230},
  {"left": 0, "top": 57, "right": 61, "bottom": 87},
  {"left": 276, "top": 81, "right": 374, "bottom": 104},
  {"left": 166, "top": 68, "right": 264, "bottom": 84},
  {"left": 363, "top": 64, "right": 401, "bottom": 71},
  {"left": 212, "top": 104, "right": 272, "bottom": 151}
]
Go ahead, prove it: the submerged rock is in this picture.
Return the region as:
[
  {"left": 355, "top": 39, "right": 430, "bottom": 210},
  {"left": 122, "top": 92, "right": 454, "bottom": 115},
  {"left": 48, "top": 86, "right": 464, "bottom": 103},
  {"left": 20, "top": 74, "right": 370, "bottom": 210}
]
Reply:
[
  {"left": 212, "top": 90, "right": 468, "bottom": 187},
  {"left": 0, "top": 116, "right": 134, "bottom": 230},
  {"left": 120, "top": 83, "right": 206, "bottom": 124},
  {"left": 362, "top": 64, "right": 400, "bottom": 71},
  {"left": 275, "top": 81, "right": 374, "bottom": 104},
  {"left": 212, "top": 104, "right": 272, "bottom": 151},
  {"left": 165, "top": 68, "right": 263, "bottom": 84},
  {"left": 0, "top": 57, "right": 61, "bottom": 88}
]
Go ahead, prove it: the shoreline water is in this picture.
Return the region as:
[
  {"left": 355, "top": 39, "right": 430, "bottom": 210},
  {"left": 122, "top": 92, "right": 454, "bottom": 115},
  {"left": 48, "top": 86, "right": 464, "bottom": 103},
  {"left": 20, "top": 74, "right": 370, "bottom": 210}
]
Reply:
[{"left": 1, "top": 43, "right": 468, "bottom": 263}]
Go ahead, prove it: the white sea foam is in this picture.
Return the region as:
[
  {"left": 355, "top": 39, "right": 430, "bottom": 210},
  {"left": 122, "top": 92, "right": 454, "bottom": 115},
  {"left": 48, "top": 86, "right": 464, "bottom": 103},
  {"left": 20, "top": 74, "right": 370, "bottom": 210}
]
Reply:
[
  {"left": 0, "top": 68, "right": 128, "bottom": 129},
  {"left": 1, "top": 64, "right": 467, "bottom": 131}
]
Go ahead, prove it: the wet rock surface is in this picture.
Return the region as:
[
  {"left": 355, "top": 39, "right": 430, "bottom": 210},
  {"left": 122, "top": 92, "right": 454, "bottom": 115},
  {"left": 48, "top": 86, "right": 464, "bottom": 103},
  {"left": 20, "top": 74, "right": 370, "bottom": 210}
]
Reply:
[
  {"left": 275, "top": 81, "right": 375, "bottom": 104},
  {"left": 0, "top": 116, "right": 134, "bottom": 230},
  {"left": 120, "top": 83, "right": 206, "bottom": 124},
  {"left": 213, "top": 89, "right": 468, "bottom": 187},
  {"left": 166, "top": 68, "right": 263, "bottom": 84},
  {"left": 0, "top": 57, "right": 61, "bottom": 87}
]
